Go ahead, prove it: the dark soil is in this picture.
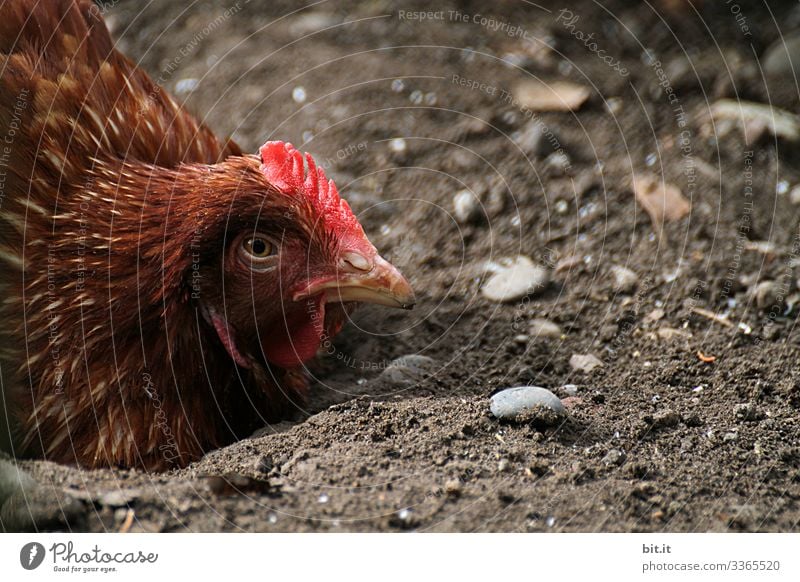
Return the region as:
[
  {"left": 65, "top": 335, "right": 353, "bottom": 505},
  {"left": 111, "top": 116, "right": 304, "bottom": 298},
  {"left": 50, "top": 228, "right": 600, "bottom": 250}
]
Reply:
[{"left": 8, "top": 0, "right": 800, "bottom": 532}]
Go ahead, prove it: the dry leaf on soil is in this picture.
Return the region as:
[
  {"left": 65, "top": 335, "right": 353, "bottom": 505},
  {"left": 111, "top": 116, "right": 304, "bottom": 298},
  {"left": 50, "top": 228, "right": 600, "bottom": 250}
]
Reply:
[{"left": 633, "top": 173, "right": 690, "bottom": 229}]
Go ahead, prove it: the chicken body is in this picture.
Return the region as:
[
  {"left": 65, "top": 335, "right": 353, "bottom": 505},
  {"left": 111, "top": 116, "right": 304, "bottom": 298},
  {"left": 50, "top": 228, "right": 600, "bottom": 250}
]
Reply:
[{"left": 0, "top": 0, "right": 412, "bottom": 469}]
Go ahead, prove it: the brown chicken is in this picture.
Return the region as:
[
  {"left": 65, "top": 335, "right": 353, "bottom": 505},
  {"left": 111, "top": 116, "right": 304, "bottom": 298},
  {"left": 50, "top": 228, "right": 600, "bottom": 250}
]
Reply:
[{"left": 0, "top": 0, "right": 413, "bottom": 469}]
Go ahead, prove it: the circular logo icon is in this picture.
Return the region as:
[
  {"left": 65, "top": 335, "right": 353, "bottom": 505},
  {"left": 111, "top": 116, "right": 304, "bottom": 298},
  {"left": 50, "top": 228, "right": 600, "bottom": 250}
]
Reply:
[{"left": 20, "top": 542, "right": 45, "bottom": 570}]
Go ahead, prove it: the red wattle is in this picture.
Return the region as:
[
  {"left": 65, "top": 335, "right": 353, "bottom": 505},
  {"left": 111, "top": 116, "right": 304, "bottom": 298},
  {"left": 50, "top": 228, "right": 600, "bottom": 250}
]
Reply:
[{"left": 261, "top": 294, "right": 326, "bottom": 368}]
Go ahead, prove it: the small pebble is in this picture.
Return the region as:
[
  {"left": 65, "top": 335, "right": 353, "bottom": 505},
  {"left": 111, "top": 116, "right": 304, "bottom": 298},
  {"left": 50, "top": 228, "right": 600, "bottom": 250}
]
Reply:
[
  {"left": 562, "top": 384, "right": 579, "bottom": 397},
  {"left": 444, "top": 479, "right": 462, "bottom": 497},
  {"left": 611, "top": 265, "right": 639, "bottom": 294},
  {"left": 529, "top": 319, "right": 562, "bottom": 339},
  {"left": 602, "top": 449, "right": 626, "bottom": 466},
  {"left": 481, "top": 256, "right": 549, "bottom": 302},
  {"left": 513, "top": 122, "right": 559, "bottom": 157},
  {"left": 789, "top": 185, "right": 800, "bottom": 205},
  {"left": 569, "top": 353, "right": 604, "bottom": 373},
  {"left": 389, "top": 138, "right": 407, "bottom": 153},
  {"left": 498, "top": 458, "right": 511, "bottom": 472},
  {"left": 175, "top": 78, "right": 199, "bottom": 94},
  {"left": 752, "top": 280, "right": 784, "bottom": 311},
  {"left": 490, "top": 386, "right": 566, "bottom": 425},
  {"left": 605, "top": 97, "right": 623, "bottom": 115},
  {"left": 292, "top": 86, "right": 307, "bottom": 103},
  {"left": 544, "top": 151, "right": 571, "bottom": 174},
  {"left": 378, "top": 355, "right": 436, "bottom": 387},
  {"left": 452, "top": 190, "right": 481, "bottom": 224}
]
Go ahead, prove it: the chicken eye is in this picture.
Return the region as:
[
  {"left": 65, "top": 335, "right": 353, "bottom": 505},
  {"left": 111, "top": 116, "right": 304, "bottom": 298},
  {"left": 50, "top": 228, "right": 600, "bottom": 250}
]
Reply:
[
  {"left": 239, "top": 235, "right": 277, "bottom": 267},
  {"left": 244, "top": 237, "right": 273, "bottom": 258}
]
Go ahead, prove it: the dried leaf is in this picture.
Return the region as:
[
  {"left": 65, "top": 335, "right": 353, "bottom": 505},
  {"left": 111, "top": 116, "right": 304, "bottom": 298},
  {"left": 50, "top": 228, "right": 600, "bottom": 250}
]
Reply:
[
  {"left": 513, "top": 80, "right": 590, "bottom": 112},
  {"left": 633, "top": 173, "right": 690, "bottom": 229}
]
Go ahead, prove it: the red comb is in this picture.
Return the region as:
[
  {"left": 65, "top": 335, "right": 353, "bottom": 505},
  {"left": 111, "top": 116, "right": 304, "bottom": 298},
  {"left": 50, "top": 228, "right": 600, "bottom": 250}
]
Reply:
[{"left": 259, "top": 141, "right": 363, "bottom": 240}]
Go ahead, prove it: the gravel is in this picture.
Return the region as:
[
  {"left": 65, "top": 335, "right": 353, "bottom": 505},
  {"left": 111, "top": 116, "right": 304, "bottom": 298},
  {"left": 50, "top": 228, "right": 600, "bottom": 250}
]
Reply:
[
  {"left": 529, "top": 318, "right": 563, "bottom": 339},
  {"left": 481, "top": 256, "right": 549, "bottom": 302},
  {"left": 452, "top": 189, "right": 481, "bottom": 224},
  {"left": 490, "top": 386, "right": 566, "bottom": 425},
  {"left": 611, "top": 265, "right": 639, "bottom": 294},
  {"left": 569, "top": 354, "right": 604, "bottom": 373},
  {"left": 602, "top": 449, "right": 626, "bottom": 466}
]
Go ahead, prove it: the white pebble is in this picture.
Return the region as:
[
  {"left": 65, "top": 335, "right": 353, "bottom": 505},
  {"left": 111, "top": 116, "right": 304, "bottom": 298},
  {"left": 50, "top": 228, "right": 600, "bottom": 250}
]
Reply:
[
  {"left": 481, "top": 256, "right": 549, "bottom": 302},
  {"left": 490, "top": 386, "right": 566, "bottom": 421},
  {"left": 453, "top": 190, "right": 479, "bottom": 224},
  {"left": 175, "top": 78, "right": 199, "bottom": 94},
  {"left": 569, "top": 353, "right": 604, "bottom": 373},
  {"left": 292, "top": 86, "right": 307, "bottom": 103},
  {"left": 389, "top": 138, "right": 407, "bottom": 153}
]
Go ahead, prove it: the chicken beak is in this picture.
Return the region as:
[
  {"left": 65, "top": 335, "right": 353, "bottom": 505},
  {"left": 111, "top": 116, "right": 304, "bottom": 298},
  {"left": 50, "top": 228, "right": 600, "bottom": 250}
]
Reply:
[{"left": 294, "top": 254, "right": 415, "bottom": 309}]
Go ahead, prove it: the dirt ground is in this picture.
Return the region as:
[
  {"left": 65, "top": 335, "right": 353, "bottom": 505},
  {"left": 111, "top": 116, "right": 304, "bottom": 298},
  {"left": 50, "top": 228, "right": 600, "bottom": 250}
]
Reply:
[{"left": 6, "top": 0, "right": 800, "bottom": 532}]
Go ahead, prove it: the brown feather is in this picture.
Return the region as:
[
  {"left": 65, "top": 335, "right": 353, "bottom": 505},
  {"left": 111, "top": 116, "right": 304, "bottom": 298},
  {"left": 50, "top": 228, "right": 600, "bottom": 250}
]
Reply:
[{"left": 0, "top": 0, "right": 309, "bottom": 470}]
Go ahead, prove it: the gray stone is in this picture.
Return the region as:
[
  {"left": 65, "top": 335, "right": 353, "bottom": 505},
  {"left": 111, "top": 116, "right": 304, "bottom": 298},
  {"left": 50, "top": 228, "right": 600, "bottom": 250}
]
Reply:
[
  {"left": 379, "top": 355, "right": 436, "bottom": 387},
  {"left": 752, "top": 280, "right": 784, "bottom": 311},
  {"left": 490, "top": 386, "right": 566, "bottom": 425},
  {"left": 561, "top": 384, "right": 579, "bottom": 397},
  {"left": 569, "top": 353, "right": 604, "bottom": 373},
  {"left": 514, "top": 122, "right": 559, "bottom": 157},
  {"left": 481, "top": 257, "right": 549, "bottom": 302},
  {"left": 602, "top": 449, "right": 626, "bottom": 466},
  {"left": 529, "top": 318, "right": 562, "bottom": 339}
]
